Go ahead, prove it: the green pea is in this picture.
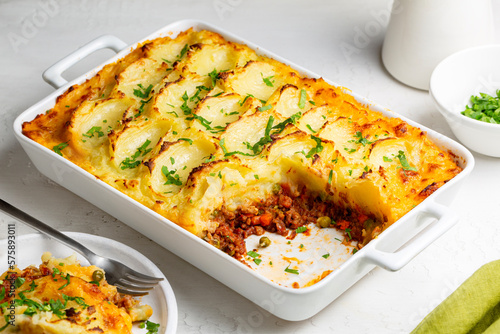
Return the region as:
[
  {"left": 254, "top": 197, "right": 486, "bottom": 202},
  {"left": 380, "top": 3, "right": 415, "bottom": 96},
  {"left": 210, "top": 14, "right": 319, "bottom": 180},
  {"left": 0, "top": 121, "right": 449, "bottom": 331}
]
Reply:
[
  {"left": 259, "top": 236, "right": 271, "bottom": 248},
  {"left": 92, "top": 270, "right": 105, "bottom": 282},
  {"left": 317, "top": 216, "right": 332, "bottom": 228}
]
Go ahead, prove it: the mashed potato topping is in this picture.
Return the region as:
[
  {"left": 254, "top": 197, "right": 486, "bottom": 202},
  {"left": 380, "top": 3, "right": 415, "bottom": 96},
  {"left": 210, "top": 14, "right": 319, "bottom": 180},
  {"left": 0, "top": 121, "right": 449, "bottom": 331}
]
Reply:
[{"left": 22, "top": 28, "right": 462, "bottom": 268}]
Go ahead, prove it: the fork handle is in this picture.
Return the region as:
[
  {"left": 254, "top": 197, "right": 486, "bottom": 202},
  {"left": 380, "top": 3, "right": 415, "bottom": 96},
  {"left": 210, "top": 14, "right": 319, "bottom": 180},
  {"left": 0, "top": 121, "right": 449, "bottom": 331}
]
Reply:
[{"left": 0, "top": 199, "right": 96, "bottom": 261}]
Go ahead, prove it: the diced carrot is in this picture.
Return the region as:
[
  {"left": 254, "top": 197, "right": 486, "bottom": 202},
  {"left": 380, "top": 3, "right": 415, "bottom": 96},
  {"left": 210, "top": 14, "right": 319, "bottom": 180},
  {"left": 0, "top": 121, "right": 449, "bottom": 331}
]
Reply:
[
  {"left": 281, "top": 183, "right": 291, "bottom": 193},
  {"left": 251, "top": 216, "right": 260, "bottom": 225},
  {"left": 358, "top": 213, "right": 369, "bottom": 223},
  {"left": 337, "top": 220, "right": 350, "bottom": 230},
  {"left": 259, "top": 213, "right": 273, "bottom": 226}
]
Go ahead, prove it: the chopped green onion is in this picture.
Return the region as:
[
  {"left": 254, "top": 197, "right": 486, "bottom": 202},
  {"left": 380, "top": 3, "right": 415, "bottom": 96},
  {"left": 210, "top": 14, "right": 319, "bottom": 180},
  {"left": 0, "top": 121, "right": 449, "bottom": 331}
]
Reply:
[
  {"left": 395, "top": 150, "right": 417, "bottom": 172},
  {"left": 296, "top": 226, "right": 307, "bottom": 233},
  {"left": 284, "top": 265, "right": 299, "bottom": 275},
  {"left": 461, "top": 90, "right": 500, "bottom": 124},
  {"left": 298, "top": 89, "right": 307, "bottom": 109},
  {"left": 53, "top": 142, "right": 69, "bottom": 156}
]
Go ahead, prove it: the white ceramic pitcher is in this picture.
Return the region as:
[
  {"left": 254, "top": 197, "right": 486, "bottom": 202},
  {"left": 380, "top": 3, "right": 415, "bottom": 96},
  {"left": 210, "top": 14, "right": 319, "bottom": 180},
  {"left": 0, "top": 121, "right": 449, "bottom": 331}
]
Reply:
[{"left": 382, "top": 0, "right": 494, "bottom": 90}]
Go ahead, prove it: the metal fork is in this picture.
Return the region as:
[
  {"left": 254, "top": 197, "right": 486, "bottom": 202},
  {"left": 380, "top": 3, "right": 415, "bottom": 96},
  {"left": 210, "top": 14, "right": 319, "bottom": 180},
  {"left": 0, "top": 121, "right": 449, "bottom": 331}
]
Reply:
[{"left": 0, "top": 199, "right": 163, "bottom": 295}]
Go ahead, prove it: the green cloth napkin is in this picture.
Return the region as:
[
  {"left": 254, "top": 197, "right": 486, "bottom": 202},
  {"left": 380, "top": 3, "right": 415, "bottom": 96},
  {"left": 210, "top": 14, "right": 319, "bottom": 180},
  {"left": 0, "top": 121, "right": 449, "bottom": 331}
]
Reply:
[{"left": 412, "top": 260, "right": 500, "bottom": 334}]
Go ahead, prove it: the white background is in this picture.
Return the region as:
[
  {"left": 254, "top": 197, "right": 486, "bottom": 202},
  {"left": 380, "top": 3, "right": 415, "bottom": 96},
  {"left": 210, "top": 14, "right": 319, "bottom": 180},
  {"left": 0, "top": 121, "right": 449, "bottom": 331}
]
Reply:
[{"left": 1, "top": 1, "right": 500, "bottom": 333}]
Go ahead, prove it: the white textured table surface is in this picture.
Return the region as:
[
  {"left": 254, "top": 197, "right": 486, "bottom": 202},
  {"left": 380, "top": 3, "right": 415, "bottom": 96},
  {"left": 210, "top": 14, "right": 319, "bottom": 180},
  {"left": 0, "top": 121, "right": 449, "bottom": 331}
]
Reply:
[{"left": 1, "top": 1, "right": 500, "bottom": 333}]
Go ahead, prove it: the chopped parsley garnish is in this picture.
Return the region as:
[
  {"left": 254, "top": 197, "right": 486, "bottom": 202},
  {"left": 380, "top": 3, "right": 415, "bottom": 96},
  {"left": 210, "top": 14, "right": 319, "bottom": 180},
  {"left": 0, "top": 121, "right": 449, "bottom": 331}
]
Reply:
[
  {"left": 133, "top": 83, "right": 153, "bottom": 99},
  {"left": 133, "top": 84, "right": 154, "bottom": 118},
  {"left": 261, "top": 73, "right": 275, "bottom": 87},
  {"left": 0, "top": 287, "right": 5, "bottom": 300},
  {"left": 247, "top": 251, "right": 262, "bottom": 265},
  {"left": 344, "top": 147, "right": 356, "bottom": 154},
  {"left": 177, "top": 44, "right": 189, "bottom": 60},
  {"left": 305, "top": 135, "right": 324, "bottom": 158},
  {"left": 140, "top": 320, "right": 161, "bottom": 334},
  {"left": 258, "top": 105, "right": 272, "bottom": 112},
  {"left": 53, "top": 142, "right": 69, "bottom": 156},
  {"left": 190, "top": 113, "right": 214, "bottom": 131},
  {"left": 383, "top": 156, "right": 393, "bottom": 162},
  {"left": 11, "top": 292, "right": 87, "bottom": 320},
  {"left": 180, "top": 90, "right": 221, "bottom": 133},
  {"left": 161, "top": 166, "right": 182, "bottom": 186},
  {"left": 461, "top": 90, "right": 500, "bottom": 124},
  {"left": 296, "top": 226, "right": 307, "bottom": 233},
  {"left": 180, "top": 91, "right": 191, "bottom": 115},
  {"left": 247, "top": 251, "right": 260, "bottom": 258},
  {"left": 298, "top": 89, "right": 307, "bottom": 109},
  {"left": 328, "top": 169, "right": 333, "bottom": 185},
  {"left": 48, "top": 299, "right": 66, "bottom": 318},
  {"left": 322, "top": 253, "right": 330, "bottom": 259},
  {"left": 82, "top": 126, "right": 104, "bottom": 138},
  {"left": 239, "top": 94, "right": 254, "bottom": 106},
  {"left": 345, "top": 228, "right": 352, "bottom": 240},
  {"left": 395, "top": 150, "right": 417, "bottom": 172},
  {"left": 179, "top": 138, "right": 193, "bottom": 145},
  {"left": 208, "top": 68, "right": 219, "bottom": 87},
  {"left": 284, "top": 265, "right": 299, "bottom": 275},
  {"left": 220, "top": 113, "right": 302, "bottom": 158},
  {"left": 15, "top": 277, "right": 26, "bottom": 289},
  {"left": 63, "top": 294, "right": 89, "bottom": 309},
  {"left": 272, "top": 111, "right": 302, "bottom": 133},
  {"left": 18, "top": 280, "right": 38, "bottom": 299},
  {"left": 203, "top": 155, "right": 215, "bottom": 163},
  {"left": 352, "top": 131, "right": 374, "bottom": 146},
  {"left": 58, "top": 273, "right": 71, "bottom": 290},
  {"left": 190, "top": 85, "right": 210, "bottom": 103},
  {"left": 120, "top": 139, "right": 152, "bottom": 170},
  {"left": 306, "top": 124, "right": 317, "bottom": 133},
  {"left": 220, "top": 139, "right": 255, "bottom": 157},
  {"left": 352, "top": 249, "right": 358, "bottom": 254},
  {"left": 246, "top": 116, "right": 275, "bottom": 154}
]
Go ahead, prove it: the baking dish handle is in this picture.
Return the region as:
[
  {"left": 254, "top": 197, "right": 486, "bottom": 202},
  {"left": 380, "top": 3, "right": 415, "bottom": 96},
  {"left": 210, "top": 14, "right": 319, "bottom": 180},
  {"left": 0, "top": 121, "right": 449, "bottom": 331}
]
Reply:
[
  {"left": 363, "top": 202, "right": 458, "bottom": 271},
  {"left": 42, "top": 35, "right": 128, "bottom": 89}
]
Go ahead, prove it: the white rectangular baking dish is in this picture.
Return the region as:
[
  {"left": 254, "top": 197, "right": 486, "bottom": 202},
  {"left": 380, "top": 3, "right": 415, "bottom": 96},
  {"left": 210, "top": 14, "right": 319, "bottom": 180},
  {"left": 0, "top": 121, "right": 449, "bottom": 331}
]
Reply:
[{"left": 13, "top": 19, "right": 474, "bottom": 321}]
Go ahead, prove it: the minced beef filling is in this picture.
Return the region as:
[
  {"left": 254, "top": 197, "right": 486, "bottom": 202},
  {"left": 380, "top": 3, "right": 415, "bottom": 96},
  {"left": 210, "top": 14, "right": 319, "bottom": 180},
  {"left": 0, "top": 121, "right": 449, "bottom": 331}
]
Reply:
[{"left": 206, "top": 183, "right": 372, "bottom": 260}]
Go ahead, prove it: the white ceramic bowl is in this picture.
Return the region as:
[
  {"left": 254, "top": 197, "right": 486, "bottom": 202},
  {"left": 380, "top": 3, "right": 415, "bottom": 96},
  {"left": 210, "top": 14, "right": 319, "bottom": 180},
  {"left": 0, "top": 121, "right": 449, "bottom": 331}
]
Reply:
[{"left": 430, "top": 44, "right": 500, "bottom": 157}]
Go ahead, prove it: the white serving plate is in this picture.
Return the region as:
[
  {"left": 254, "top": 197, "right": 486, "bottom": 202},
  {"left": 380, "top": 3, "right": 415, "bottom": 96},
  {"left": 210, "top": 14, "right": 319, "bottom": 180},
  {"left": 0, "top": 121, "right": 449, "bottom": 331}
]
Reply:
[
  {"left": 13, "top": 19, "right": 474, "bottom": 321},
  {"left": 0, "top": 232, "right": 177, "bottom": 334}
]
